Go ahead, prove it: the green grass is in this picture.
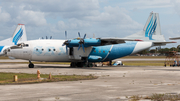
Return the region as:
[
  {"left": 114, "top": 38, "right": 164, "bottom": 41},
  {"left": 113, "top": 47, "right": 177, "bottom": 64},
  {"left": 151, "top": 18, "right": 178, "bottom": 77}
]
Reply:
[
  {"left": 129, "top": 93, "right": 180, "bottom": 101},
  {"left": 121, "top": 56, "right": 166, "bottom": 59},
  {"left": 0, "top": 56, "right": 9, "bottom": 59},
  {"left": 123, "top": 61, "right": 165, "bottom": 66},
  {"left": 0, "top": 72, "right": 98, "bottom": 84}
]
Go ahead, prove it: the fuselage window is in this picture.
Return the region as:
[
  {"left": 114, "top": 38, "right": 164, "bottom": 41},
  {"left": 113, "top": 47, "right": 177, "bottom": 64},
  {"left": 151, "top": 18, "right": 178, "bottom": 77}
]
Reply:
[
  {"left": 42, "top": 49, "right": 44, "bottom": 51},
  {"left": 94, "top": 50, "right": 96, "bottom": 52},
  {"left": 49, "top": 49, "right": 51, "bottom": 51},
  {"left": 36, "top": 49, "right": 38, "bottom": 51},
  {"left": 103, "top": 51, "right": 105, "bottom": 53},
  {"left": 99, "top": 50, "right": 101, "bottom": 53},
  {"left": 25, "top": 44, "right": 29, "bottom": 47},
  {"left": 53, "top": 49, "right": 56, "bottom": 51}
]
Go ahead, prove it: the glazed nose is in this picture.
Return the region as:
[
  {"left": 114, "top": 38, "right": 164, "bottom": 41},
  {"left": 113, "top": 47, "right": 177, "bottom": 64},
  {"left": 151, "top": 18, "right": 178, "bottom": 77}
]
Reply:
[{"left": 3, "top": 48, "right": 10, "bottom": 55}]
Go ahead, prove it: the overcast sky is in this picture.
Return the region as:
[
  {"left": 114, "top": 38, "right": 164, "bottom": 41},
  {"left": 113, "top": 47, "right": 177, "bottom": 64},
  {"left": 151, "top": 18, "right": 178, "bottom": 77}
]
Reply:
[{"left": 0, "top": 0, "right": 180, "bottom": 48}]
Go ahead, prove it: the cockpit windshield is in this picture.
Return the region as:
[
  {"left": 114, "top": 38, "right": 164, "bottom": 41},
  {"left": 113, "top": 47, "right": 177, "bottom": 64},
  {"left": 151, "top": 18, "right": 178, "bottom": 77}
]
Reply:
[{"left": 10, "top": 43, "right": 29, "bottom": 49}]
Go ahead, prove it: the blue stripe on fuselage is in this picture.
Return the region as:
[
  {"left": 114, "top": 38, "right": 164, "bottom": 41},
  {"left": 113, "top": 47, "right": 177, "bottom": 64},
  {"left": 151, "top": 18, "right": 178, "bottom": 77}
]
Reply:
[
  {"left": 88, "top": 41, "right": 137, "bottom": 62},
  {"left": 0, "top": 46, "right": 4, "bottom": 53}
]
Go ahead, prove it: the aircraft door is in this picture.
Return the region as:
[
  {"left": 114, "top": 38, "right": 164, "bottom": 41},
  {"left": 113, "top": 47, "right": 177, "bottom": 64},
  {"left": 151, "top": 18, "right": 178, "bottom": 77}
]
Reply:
[
  {"left": 22, "top": 44, "right": 32, "bottom": 60},
  {"left": 69, "top": 47, "right": 73, "bottom": 56}
]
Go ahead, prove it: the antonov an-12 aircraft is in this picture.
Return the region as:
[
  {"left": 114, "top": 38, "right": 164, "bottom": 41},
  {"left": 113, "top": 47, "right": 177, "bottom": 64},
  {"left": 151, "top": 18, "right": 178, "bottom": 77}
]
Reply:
[
  {"left": 0, "top": 24, "right": 27, "bottom": 56},
  {"left": 5, "top": 12, "right": 175, "bottom": 68}
]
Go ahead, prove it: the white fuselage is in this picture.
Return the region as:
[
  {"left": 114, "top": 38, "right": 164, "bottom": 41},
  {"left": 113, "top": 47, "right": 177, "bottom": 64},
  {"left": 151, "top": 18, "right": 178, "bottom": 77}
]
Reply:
[{"left": 7, "top": 39, "right": 153, "bottom": 62}]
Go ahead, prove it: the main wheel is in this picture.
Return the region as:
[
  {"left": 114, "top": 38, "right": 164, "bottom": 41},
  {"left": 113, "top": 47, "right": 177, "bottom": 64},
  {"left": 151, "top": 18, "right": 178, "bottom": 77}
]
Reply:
[{"left": 29, "top": 63, "right": 34, "bottom": 68}]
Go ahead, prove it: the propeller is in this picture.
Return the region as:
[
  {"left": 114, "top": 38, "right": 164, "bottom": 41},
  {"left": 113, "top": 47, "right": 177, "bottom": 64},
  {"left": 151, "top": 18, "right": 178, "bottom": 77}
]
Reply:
[
  {"left": 63, "top": 30, "right": 70, "bottom": 54},
  {"left": 78, "top": 32, "right": 81, "bottom": 38},
  {"left": 78, "top": 32, "right": 86, "bottom": 52},
  {"left": 65, "top": 30, "right": 67, "bottom": 39}
]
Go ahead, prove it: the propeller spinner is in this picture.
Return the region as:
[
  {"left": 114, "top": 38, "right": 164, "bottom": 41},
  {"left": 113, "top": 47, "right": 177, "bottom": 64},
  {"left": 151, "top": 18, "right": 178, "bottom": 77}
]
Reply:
[{"left": 78, "top": 32, "right": 86, "bottom": 52}]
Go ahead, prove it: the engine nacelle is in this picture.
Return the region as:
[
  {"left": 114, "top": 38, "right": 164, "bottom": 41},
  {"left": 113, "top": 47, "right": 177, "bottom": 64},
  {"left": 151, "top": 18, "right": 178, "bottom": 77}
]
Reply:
[{"left": 66, "top": 38, "right": 101, "bottom": 48}]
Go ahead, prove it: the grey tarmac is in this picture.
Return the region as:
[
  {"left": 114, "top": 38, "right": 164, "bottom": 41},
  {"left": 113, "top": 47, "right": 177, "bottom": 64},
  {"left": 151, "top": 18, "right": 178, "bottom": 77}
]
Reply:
[{"left": 0, "top": 63, "right": 180, "bottom": 101}]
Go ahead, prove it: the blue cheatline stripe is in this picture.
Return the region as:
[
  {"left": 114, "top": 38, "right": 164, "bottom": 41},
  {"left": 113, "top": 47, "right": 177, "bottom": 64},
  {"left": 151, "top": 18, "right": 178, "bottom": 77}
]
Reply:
[
  {"left": 12, "top": 28, "right": 23, "bottom": 45},
  {"left": 88, "top": 42, "right": 137, "bottom": 62},
  {"left": 149, "top": 16, "right": 157, "bottom": 40},
  {"left": 103, "top": 42, "right": 137, "bottom": 62},
  {"left": 0, "top": 46, "right": 4, "bottom": 53},
  {"left": 145, "top": 15, "right": 154, "bottom": 37}
]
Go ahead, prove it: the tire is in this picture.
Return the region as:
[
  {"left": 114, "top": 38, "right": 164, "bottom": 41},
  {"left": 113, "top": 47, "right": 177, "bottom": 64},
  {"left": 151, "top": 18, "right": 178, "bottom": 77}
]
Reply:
[{"left": 29, "top": 63, "right": 34, "bottom": 68}]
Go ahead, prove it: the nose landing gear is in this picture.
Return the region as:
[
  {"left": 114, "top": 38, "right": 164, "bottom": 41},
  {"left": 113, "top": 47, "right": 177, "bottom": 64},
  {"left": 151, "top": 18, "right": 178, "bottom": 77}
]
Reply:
[{"left": 29, "top": 60, "right": 34, "bottom": 68}]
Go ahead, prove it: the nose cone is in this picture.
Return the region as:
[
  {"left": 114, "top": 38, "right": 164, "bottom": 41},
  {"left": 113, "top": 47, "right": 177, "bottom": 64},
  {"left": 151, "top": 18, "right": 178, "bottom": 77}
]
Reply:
[
  {"left": 6, "top": 48, "right": 14, "bottom": 57},
  {"left": 6, "top": 46, "right": 22, "bottom": 59}
]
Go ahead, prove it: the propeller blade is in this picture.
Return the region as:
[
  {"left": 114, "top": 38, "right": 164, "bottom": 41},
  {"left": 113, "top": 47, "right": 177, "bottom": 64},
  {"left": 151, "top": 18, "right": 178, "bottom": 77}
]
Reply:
[
  {"left": 82, "top": 44, "right": 85, "bottom": 52},
  {"left": 78, "top": 32, "right": 81, "bottom": 38},
  {"left": 68, "top": 40, "right": 71, "bottom": 43},
  {"left": 66, "top": 46, "right": 68, "bottom": 54},
  {"left": 78, "top": 44, "right": 81, "bottom": 50},
  {"left": 83, "top": 34, "right": 86, "bottom": 39},
  {"left": 50, "top": 36, "right": 52, "bottom": 39},
  {"left": 65, "top": 31, "right": 67, "bottom": 39}
]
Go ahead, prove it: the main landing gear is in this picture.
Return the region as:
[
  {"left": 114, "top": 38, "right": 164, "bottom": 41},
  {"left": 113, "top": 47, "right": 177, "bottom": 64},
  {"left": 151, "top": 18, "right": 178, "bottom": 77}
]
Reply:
[
  {"left": 70, "top": 62, "right": 97, "bottom": 67},
  {"left": 29, "top": 60, "right": 34, "bottom": 68}
]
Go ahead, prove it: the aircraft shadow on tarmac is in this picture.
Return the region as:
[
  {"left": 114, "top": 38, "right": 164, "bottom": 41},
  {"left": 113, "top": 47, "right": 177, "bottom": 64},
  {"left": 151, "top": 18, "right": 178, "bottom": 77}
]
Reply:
[{"left": 35, "top": 65, "right": 112, "bottom": 70}]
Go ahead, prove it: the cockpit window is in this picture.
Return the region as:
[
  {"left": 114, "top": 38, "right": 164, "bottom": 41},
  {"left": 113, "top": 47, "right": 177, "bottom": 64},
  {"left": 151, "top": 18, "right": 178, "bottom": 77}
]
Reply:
[{"left": 25, "top": 44, "right": 29, "bottom": 47}]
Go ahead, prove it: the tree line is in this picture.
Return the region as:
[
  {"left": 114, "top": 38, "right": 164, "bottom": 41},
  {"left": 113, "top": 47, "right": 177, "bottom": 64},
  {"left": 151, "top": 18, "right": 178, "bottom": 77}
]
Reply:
[{"left": 138, "top": 47, "right": 180, "bottom": 55}]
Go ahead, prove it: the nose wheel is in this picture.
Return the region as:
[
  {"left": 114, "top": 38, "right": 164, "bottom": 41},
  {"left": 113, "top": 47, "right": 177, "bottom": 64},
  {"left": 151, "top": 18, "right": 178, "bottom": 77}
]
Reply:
[{"left": 29, "top": 60, "right": 34, "bottom": 68}]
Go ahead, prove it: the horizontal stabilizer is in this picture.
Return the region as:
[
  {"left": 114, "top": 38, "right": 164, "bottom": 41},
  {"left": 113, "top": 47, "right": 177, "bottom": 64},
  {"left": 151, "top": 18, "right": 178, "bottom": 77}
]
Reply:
[
  {"left": 153, "top": 41, "right": 176, "bottom": 46},
  {"left": 169, "top": 37, "right": 180, "bottom": 40}
]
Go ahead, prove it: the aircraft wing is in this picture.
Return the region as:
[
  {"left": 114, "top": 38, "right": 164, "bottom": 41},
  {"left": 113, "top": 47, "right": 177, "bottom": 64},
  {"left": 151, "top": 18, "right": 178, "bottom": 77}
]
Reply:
[
  {"left": 153, "top": 41, "right": 176, "bottom": 46},
  {"left": 98, "top": 37, "right": 142, "bottom": 45},
  {"left": 169, "top": 37, "right": 180, "bottom": 40}
]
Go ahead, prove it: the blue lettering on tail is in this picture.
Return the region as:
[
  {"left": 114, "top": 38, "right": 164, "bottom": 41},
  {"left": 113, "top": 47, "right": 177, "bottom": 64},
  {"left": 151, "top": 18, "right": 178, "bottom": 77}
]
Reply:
[{"left": 12, "top": 28, "right": 23, "bottom": 45}]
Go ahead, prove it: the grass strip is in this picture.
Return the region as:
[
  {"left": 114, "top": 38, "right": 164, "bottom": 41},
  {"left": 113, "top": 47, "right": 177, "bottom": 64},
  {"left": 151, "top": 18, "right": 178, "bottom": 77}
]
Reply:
[
  {"left": 129, "top": 93, "right": 180, "bottom": 101},
  {"left": 121, "top": 56, "right": 166, "bottom": 59},
  {"left": 0, "top": 62, "right": 70, "bottom": 64},
  {"left": 123, "top": 61, "right": 165, "bottom": 66},
  {"left": 0, "top": 72, "right": 98, "bottom": 85}
]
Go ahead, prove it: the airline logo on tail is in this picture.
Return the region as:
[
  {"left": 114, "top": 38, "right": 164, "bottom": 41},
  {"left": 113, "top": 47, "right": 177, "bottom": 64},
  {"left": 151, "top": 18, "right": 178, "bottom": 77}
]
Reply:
[
  {"left": 0, "top": 46, "right": 4, "bottom": 53},
  {"left": 12, "top": 27, "right": 23, "bottom": 45},
  {"left": 145, "top": 14, "right": 157, "bottom": 40}
]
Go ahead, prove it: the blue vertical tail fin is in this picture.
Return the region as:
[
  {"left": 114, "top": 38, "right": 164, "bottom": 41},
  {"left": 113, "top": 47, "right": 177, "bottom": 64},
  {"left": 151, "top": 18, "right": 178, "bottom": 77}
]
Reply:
[
  {"left": 125, "top": 12, "right": 165, "bottom": 42},
  {"left": 12, "top": 24, "right": 27, "bottom": 45}
]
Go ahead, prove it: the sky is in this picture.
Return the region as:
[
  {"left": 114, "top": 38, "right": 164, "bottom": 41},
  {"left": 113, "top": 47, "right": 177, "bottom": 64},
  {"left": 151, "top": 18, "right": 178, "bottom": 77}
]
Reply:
[{"left": 0, "top": 0, "right": 180, "bottom": 48}]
